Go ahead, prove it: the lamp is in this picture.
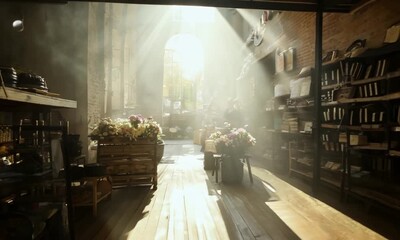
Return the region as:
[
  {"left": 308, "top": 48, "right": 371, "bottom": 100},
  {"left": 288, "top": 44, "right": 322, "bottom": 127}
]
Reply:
[{"left": 12, "top": 19, "right": 24, "bottom": 32}]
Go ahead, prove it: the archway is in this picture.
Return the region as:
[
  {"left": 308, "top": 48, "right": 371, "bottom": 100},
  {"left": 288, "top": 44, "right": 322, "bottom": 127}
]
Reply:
[{"left": 162, "top": 33, "right": 204, "bottom": 137}]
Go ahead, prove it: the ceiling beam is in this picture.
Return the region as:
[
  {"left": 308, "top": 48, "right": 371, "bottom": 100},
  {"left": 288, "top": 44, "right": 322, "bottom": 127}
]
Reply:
[{"left": 0, "top": 0, "right": 356, "bottom": 12}]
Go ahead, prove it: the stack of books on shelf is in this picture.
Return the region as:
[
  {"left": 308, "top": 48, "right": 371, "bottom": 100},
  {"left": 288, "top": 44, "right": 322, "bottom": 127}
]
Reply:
[
  {"left": 349, "top": 105, "right": 385, "bottom": 125},
  {"left": 322, "top": 161, "right": 342, "bottom": 172},
  {"left": 298, "top": 157, "right": 312, "bottom": 166},
  {"left": 322, "top": 106, "right": 345, "bottom": 123}
]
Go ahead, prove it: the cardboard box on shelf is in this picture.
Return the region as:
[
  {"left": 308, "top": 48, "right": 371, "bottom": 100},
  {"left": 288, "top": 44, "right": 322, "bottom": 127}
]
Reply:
[{"left": 350, "top": 135, "right": 368, "bottom": 146}]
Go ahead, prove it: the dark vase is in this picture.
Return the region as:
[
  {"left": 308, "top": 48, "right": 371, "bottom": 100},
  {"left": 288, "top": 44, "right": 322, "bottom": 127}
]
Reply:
[
  {"left": 221, "top": 154, "right": 244, "bottom": 184},
  {"left": 203, "top": 152, "right": 215, "bottom": 170}
]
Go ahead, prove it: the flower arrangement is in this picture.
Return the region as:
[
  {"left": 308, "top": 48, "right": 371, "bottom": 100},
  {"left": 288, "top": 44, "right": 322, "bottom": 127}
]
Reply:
[
  {"left": 209, "top": 127, "right": 256, "bottom": 155},
  {"left": 129, "top": 114, "right": 144, "bottom": 128},
  {"left": 89, "top": 115, "right": 162, "bottom": 141}
]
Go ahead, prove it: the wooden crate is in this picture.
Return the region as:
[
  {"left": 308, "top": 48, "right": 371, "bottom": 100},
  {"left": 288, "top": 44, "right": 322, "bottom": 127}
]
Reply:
[{"left": 96, "top": 137, "right": 158, "bottom": 189}]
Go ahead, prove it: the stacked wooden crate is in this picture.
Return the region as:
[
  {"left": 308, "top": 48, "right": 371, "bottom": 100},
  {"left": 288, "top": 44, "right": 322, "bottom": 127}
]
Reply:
[{"left": 96, "top": 137, "right": 158, "bottom": 189}]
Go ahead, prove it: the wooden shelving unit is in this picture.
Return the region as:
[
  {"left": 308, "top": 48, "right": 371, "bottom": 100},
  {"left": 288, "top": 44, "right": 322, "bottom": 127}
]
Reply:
[
  {"left": 0, "top": 86, "right": 77, "bottom": 108},
  {"left": 0, "top": 85, "right": 77, "bottom": 236},
  {"left": 318, "top": 44, "right": 400, "bottom": 211}
]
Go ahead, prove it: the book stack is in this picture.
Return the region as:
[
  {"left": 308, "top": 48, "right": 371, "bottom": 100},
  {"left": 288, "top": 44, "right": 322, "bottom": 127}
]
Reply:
[
  {"left": 288, "top": 118, "right": 298, "bottom": 133},
  {"left": 340, "top": 60, "right": 365, "bottom": 81},
  {"left": 356, "top": 81, "right": 385, "bottom": 98},
  {"left": 321, "top": 66, "right": 343, "bottom": 86},
  {"left": 363, "top": 59, "right": 389, "bottom": 79},
  {"left": 349, "top": 104, "right": 385, "bottom": 125},
  {"left": 322, "top": 106, "right": 345, "bottom": 123}
]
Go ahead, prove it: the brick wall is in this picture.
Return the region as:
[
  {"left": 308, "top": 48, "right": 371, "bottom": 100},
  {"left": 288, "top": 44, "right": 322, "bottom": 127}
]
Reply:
[
  {"left": 254, "top": 0, "right": 400, "bottom": 72},
  {"left": 323, "top": 0, "right": 400, "bottom": 54}
]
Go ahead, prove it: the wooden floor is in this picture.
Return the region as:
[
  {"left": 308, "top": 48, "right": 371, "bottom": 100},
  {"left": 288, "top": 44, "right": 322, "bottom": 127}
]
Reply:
[{"left": 72, "top": 140, "right": 386, "bottom": 240}]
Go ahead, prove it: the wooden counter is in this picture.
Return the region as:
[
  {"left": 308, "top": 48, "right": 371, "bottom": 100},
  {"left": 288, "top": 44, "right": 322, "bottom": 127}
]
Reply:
[{"left": 251, "top": 166, "right": 385, "bottom": 240}]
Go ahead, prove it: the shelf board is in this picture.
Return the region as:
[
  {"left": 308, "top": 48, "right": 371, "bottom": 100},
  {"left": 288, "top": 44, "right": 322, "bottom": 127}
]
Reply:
[
  {"left": 321, "top": 101, "right": 340, "bottom": 106},
  {"left": 321, "top": 84, "right": 340, "bottom": 90},
  {"left": 389, "top": 150, "right": 400, "bottom": 157},
  {"left": 360, "top": 124, "right": 384, "bottom": 131},
  {"left": 274, "top": 94, "right": 290, "bottom": 100},
  {"left": 290, "top": 168, "right": 313, "bottom": 178},
  {"left": 350, "top": 75, "right": 386, "bottom": 86},
  {"left": 295, "top": 160, "right": 313, "bottom": 167},
  {"left": 351, "top": 144, "right": 387, "bottom": 151},
  {"left": 0, "top": 86, "right": 77, "bottom": 109},
  {"left": 383, "top": 91, "right": 400, "bottom": 101},
  {"left": 391, "top": 126, "right": 400, "bottom": 132},
  {"left": 321, "top": 123, "right": 341, "bottom": 129},
  {"left": 350, "top": 70, "right": 400, "bottom": 86},
  {"left": 338, "top": 92, "right": 400, "bottom": 103},
  {"left": 349, "top": 186, "right": 400, "bottom": 211},
  {"left": 321, "top": 166, "right": 342, "bottom": 173},
  {"left": 347, "top": 125, "right": 385, "bottom": 131},
  {"left": 320, "top": 177, "right": 341, "bottom": 188},
  {"left": 296, "top": 104, "right": 314, "bottom": 108},
  {"left": 338, "top": 95, "right": 386, "bottom": 103}
]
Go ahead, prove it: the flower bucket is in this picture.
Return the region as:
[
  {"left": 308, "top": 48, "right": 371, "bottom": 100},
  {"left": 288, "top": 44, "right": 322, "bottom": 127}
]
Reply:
[
  {"left": 221, "top": 155, "right": 243, "bottom": 184},
  {"left": 204, "top": 152, "right": 215, "bottom": 170}
]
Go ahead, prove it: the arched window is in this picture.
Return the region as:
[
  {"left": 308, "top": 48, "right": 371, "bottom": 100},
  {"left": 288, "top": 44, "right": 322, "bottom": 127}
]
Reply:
[{"left": 163, "top": 34, "right": 204, "bottom": 115}]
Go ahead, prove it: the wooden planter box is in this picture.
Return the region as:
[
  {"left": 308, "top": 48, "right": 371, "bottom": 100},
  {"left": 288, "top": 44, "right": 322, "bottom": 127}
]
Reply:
[{"left": 96, "top": 137, "right": 158, "bottom": 189}]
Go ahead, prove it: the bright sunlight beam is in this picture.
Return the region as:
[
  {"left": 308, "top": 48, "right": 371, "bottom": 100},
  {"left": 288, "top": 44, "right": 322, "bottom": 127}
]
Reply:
[
  {"left": 172, "top": 6, "right": 216, "bottom": 23},
  {"left": 166, "top": 34, "right": 204, "bottom": 79}
]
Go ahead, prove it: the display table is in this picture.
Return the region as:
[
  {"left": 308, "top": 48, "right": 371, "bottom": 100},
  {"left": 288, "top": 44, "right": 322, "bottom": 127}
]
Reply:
[
  {"left": 73, "top": 176, "right": 112, "bottom": 216},
  {"left": 52, "top": 175, "right": 112, "bottom": 217}
]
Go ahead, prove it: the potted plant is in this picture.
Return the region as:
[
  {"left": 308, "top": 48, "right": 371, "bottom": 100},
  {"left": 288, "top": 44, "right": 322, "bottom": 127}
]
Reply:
[{"left": 210, "top": 127, "right": 256, "bottom": 183}]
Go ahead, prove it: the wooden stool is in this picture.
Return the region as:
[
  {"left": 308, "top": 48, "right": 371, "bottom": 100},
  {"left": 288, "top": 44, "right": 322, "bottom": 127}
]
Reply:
[{"left": 212, "top": 153, "right": 253, "bottom": 184}]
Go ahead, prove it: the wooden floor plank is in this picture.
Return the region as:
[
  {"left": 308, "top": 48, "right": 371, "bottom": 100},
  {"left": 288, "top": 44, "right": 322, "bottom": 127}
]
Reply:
[
  {"left": 74, "top": 187, "right": 148, "bottom": 240},
  {"left": 182, "top": 161, "right": 204, "bottom": 240},
  {"left": 171, "top": 165, "right": 186, "bottom": 240},
  {"left": 73, "top": 140, "right": 385, "bottom": 240},
  {"left": 126, "top": 165, "right": 172, "bottom": 240}
]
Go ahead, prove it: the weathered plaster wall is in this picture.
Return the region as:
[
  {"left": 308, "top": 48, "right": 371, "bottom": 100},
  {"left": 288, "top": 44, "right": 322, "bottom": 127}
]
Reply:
[
  {"left": 87, "top": 2, "right": 106, "bottom": 129},
  {"left": 0, "top": 2, "right": 89, "bottom": 155}
]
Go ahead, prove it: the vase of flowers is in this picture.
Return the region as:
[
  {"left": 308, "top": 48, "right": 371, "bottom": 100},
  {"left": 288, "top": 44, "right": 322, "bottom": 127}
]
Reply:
[{"left": 210, "top": 127, "right": 256, "bottom": 183}]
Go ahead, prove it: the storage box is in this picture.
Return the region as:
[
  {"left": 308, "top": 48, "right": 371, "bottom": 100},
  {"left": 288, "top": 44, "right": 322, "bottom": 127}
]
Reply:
[
  {"left": 193, "top": 129, "right": 202, "bottom": 145},
  {"left": 204, "top": 139, "right": 217, "bottom": 153},
  {"left": 350, "top": 135, "right": 368, "bottom": 146},
  {"left": 338, "top": 133, "right": 347, "bottom": 143}
]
